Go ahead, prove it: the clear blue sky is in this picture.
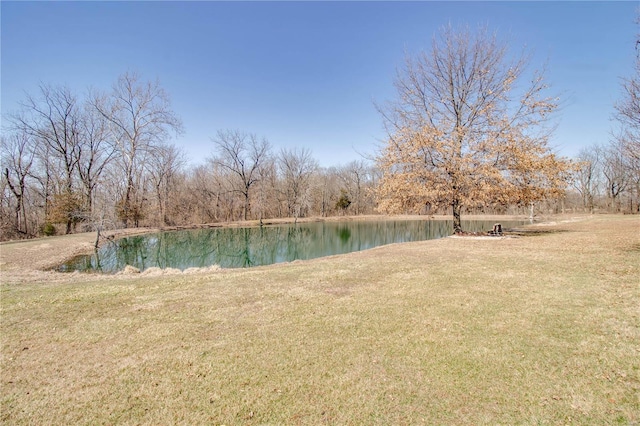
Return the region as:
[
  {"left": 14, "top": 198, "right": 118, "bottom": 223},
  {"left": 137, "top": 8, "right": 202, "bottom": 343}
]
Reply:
[{"left": 1, "top": 1, "right": 637, "bottom": 167}]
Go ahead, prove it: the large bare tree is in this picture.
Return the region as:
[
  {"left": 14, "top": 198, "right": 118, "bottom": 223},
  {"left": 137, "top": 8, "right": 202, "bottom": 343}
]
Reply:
[
  {"left": 210, "top": 130, "right": 272, "bottom": 221},
  {"left": 612, "top": 17, "right": 640, "bottom": 212},
  {"left": 10, "top": 84, "right": 83, "bottom": 233},
  {"left": 376, "top": 26, "right": 572, "bottom": 233},
  {"left": 93, "top": 72, "right": 183, "bottom": 227}
]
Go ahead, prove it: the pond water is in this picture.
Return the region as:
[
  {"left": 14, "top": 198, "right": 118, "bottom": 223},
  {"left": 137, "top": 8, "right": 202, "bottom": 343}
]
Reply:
[{"left": 58, "top": 219, "right": 526, "bottom": 273}]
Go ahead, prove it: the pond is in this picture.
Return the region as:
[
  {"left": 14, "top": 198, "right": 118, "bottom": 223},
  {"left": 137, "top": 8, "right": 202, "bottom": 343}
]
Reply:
[{"left": 58, "top": 219, "right": 526, "bottom": 273}]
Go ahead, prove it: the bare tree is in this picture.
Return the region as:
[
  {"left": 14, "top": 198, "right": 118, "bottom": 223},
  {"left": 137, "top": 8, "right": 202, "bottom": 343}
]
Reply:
[
  {"left": 337, "top": 160, "right": 375, "bottom": 215},
  {"left": 612, "top": 16, "right": 640, "bottom": 212},
  {"left": 93, "top": 72, "right": 183, "bottom": 227},
  {"left": 10, "top": 84, "right": 83, "bottom": 233},
  {"left": 255, "top": 158, "right": 277, "bottom": 222},
  {"left": 210, "top": 130, "right": 272, "bottom": 221},
  {"left": 1, "top": 132, "right": 36, "bottom": 237},
  {"left": 312, "top": 167, "right": 340, "bottom": 217},
  {"left": 148, "top": 143, "right": 185, "bottom": 225},
  {"left": 602, "top": 142, "right": 630, "bottom": 211},
  {"left": 614, "top": 36, "right": 640, "bottom": 165},
  {"left": 573, "top": 146, "right": 601, "bottom": 213},
  {"left": 184, "top": 164, "right": 221, "bottom": 223},
  {"left": 76, "top": 100, "right": 116, "bottom": 216},
  {"left": 277, "top": 147, "right": 318, "bottom": 220},
  {"left": 376, "top": 25, "right": 572, "bottom": 233}
]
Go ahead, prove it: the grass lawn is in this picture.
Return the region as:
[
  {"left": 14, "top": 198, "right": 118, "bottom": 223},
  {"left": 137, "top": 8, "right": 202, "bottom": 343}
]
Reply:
[{"left": 1, "top": 215, "right": 639, "bottom": 424}]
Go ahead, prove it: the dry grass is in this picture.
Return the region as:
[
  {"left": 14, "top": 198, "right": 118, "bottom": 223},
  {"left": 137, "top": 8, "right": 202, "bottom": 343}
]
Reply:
[{"left": 1, "top": 215, "right": 639, "bottom": 424}]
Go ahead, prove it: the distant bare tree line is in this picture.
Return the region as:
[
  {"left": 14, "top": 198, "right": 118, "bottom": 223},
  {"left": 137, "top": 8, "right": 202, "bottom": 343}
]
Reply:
[
  {"left": 0, "top": 72, "right": 380, "bottom": 239},
  {"left": 571, "top": 142, "right": 639, "bottom": 214},
  {"left": 571, "top": 22, "right": 640, "bottom": 215}
]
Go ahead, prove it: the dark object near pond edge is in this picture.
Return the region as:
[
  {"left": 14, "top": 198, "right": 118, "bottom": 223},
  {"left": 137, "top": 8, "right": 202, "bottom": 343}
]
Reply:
[{"left": 454, "top": 223, "right": 503, "bottom": 237}]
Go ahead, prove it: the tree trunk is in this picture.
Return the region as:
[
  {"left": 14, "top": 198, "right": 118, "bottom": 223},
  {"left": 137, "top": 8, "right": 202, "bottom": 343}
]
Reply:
[
  {"left": 122, "top": 184, "right": 132, "bottom": 228},
  {"left": 243, "top": 191, "right": 249, "bottom": 221},
  {"left": 452, "top": 198, "right": 462, "bottom": 234},
  {"left": 19, "top": 198, "right": 28, "bottom": 235},
  {"left": 14, "top": 200, "right": 22, "bottom": 234}
]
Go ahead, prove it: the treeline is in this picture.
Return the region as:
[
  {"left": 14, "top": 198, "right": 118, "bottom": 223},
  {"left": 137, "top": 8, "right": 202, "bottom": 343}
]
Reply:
[
  {"left": 0, "top": 72, "right": 379, "bottom": 240},
  {"left": 571, "top": 41, "right": 640, "bottom": 215},
  {"left": 571, "top": 141, "right": 639, "bottom": 214},
  {"left": 1, "top": 69, "right": 638, "bottom": 241}
]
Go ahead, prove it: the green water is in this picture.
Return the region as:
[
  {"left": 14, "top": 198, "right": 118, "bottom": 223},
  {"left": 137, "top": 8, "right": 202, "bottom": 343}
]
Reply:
[{"left": 58, "top": 219, "right": 526, "bottom": 273}]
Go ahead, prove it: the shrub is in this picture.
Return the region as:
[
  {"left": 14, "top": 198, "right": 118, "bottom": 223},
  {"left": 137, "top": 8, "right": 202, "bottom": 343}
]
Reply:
[{"left": 41, "top": 223, "right": 56, "bottom": 236}]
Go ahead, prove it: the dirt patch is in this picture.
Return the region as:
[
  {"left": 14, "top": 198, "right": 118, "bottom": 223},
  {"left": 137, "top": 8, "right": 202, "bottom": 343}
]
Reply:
[{"left": 0, "top": 228, "right": 161, "bottom": 283}]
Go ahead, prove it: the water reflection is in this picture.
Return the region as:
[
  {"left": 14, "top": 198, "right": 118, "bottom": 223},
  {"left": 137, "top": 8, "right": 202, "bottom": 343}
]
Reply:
[{"left": 59, "top": 219, "right": 524, "bottom": 273}]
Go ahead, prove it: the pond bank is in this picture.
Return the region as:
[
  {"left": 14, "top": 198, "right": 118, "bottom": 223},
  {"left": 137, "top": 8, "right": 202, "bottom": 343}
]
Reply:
[{"left": 0, "top": 214, "right": 569, "bottom": 282}]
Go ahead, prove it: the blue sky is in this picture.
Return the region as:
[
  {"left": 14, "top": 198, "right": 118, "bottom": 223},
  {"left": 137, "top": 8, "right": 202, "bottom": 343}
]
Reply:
[{"left": 1, "top": 1, "right": 637, "bottom": 167}]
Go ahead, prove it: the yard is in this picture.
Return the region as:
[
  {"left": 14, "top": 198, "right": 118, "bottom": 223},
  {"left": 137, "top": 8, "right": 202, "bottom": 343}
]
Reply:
[{"left": 1, "top": 215, "right": 638, "bottom": 424}]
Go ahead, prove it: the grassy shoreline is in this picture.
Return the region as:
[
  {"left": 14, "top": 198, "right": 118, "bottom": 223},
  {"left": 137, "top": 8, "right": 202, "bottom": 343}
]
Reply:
[
  {"left": 1, "top": 215, "right": 639, "bottom": 424},
  {"left": 0, "top": 214, "right": 532, "bottom": 279}
]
